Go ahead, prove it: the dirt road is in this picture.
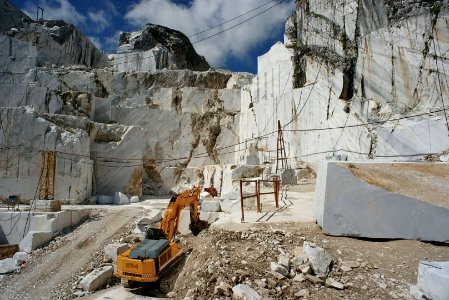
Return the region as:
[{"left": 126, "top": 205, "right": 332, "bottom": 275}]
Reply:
[{"left": 0, "top": 208, "right": 141, "bottom": 300}]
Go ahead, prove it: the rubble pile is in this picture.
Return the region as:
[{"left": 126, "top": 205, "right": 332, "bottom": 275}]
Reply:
[{"left": 172, "top": 224, "right": 440, "bottom": 300}]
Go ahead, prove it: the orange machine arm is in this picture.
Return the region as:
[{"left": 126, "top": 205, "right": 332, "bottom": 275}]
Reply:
[{"left": 160, "top": 186, "right": 201, "bottom": 241}]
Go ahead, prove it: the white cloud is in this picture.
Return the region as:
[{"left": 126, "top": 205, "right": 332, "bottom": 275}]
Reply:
[
  {"left": 88, "top": 10, "right": 109, "bottom": 32},
  {"left": 87, "top": 1, "right": 118, "bottom": 32},
  {"left": 125, "top": 0, "right": 294, "bottom": 67},
  {"left": 22, "top": 0, "right": 86, "bottom": 25}
]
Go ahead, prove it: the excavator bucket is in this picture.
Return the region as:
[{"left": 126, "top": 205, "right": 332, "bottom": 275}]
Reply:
[{"left": 189, "top": 220, "right": 209, "bottom": 236}]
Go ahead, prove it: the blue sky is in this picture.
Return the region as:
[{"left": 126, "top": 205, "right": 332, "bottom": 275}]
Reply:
[{"left": 11, "top": 0, "right": 295, "bottom": 73}]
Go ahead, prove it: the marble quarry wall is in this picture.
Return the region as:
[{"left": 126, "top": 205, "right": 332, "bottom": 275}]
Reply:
[
  {"left": 0, "top": 107, "right": 92, "bottom": 203},
  {"left": 2, "top": 0, "right": 449, "bottom": 203},
  {"left": 240, "top": 0, "right": 449, "bottom": 162}
]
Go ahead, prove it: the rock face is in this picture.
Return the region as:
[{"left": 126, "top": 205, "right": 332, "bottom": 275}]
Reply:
[
  {"left": 0, "top": 108, "right": 92, "bottom": 203},
  {"left": 2, "top": 0, "right": 449, "bottom": 203},
  {"left": 240, "top": 0, "right": 449, "bottom": 162},
  {"left": 116, "top": 23, "right": 209, "bottom": 72},
  {"left": 0, "top": 0, "right": 32, "bottom": 32},
  {"left": 1, "top": 18, "right": 107, "bottom": 69}
]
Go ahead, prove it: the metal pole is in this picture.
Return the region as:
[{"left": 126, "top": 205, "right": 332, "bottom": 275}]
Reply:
[
  {"left": 274, "top": 179, "right": 279, "bottom": 208},
  {"left": 256, "top": 180, "right": 261, "bottom": 213},
  {"left": 240, "top": 180, "right": 244, "bottom": 222}
]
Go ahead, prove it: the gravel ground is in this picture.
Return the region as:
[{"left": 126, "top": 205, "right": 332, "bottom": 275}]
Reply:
[{"left": 1, "top": 208, "right": 448, "bottom": 300}]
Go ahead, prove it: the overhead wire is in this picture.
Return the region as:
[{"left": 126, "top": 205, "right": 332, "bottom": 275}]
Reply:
[
  {"left": 432, "top": 34, "right": 449, "bottom": 135},
  {"left": 188, "top": 0, "right": 276, "bottom": 38},
  {"left": 192, "top": 0, "right": 287, "bottom": 44}
]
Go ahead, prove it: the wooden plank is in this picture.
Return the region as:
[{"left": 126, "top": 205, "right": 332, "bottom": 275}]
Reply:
[{"left": 0, "top": 244, "right": 19, "bottom": 259}]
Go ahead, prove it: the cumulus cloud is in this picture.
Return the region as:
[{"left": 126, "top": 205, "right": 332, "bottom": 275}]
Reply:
[
  {"left": 88, "top": 10, "right": 110, "bottom": 32},
  {"left": 87, "top": 1, "right": 118, "bottom": 32},
  {"left": 125, "top": 0, "right": 294, "bottom": 67},
  {"left": 22, "top": 0, "right": 86, "bottom": 25}
]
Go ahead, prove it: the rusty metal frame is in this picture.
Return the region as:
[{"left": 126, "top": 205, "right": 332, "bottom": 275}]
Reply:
[
  {"left": 239, "top": 180, "right": 258, "bottom": 222},
  {"left": 257, "top": 178, "right": 280, "bottom": 209},
  {"left": 239, "top": 177, "right": 280, "bottom": 222}
]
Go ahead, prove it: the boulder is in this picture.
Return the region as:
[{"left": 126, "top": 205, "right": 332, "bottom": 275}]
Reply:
[
  {"left": 215, "top": 281, "right": 231, "bottom": 296},
  {"left": 201, "top": 200, "right": 221, "bottom": 212},
  {"left": 199, "top": 191, "right": 213, "bottom": 203},
  {"left": 130, "top": 196, "right": 140, "bottom": 203},
  {"left": 104, "top": 243, "right": 129, "bottom": 264},
  {"left": 293, "top": 273, "right": 305, "bottom": 282},
  {"left": 291, "top": 257, "right": 304, "bottom": 266},
  {"left": 114, "top": 192, "right": 129, "bottom": 205},
  {"left": 199, "top": 211, "right": 223, "bottom": 224},
  {"left": 278, "top": 255, "right": 290, "bottom": 269},
  {"left": 19, "top": 231, "right": 53, "bottom": 253},
  {"left": 0, "top": 258, "right": 19, "bottom": 274},
  {"left": 177, "top": 209, "right": 192, "bottom": 235},
  {"left": 79, "top": 265, "right": 114, "bottom": 292},
  {"left": 13, "top": 252, "right": 29, "bottom": 265},
  {"left": 270, "top": 262, "right": 288, "bottom": 277},
  {"left": 295, "top": 289, "right": 310, "bottom": 298},
  {"left": 325, "top": 278, "right": 344, "bottom": 290},
  {"left": 315, "top": 162, "right": 449, "bottom": 242},
  {"left": 231, "top": 165, "right": 263, "bottom": 180},
  {"left": 231, "top": 284, "right": 261, "bottom": 300},
  {"left": 305, "top": 274, "right": 324, "bottom": 284},
  {"left": 220, "top": 200, "right": 240, "bottom": 214},
  {"left": 97, "top": 195, "right": 114, "bottom": 205},
  {"left": 302, "top": 241, "right": 333, "bottom": 276},
  {"left": 416, "top": 261, "right": 449, "bottom": 300},
  {"left": 138, "top": 210, "right": 163, "bottom": 225}
]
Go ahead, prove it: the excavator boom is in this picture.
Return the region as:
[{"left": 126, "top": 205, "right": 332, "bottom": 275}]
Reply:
[{"left": 160, "top": 186, "right": 204, "bottom": 241}]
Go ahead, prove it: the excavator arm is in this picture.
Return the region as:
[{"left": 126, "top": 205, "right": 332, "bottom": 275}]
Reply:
[{"left": 159, "top": 186, "right": 205, "bottom": 241}]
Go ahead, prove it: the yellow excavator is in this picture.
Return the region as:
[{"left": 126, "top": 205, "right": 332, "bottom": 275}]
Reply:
[{"left": 115, "top": 186, "right": 207, "bottom": 292}]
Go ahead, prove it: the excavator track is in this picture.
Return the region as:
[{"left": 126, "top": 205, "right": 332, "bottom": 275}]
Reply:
[{"left": 159, "top": 253, "right": 187, "bottom": 294}]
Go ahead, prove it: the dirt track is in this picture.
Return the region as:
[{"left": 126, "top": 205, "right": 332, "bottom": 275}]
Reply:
[{"left": 0, "top": 208, "right": 140, "bottom": 300}]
